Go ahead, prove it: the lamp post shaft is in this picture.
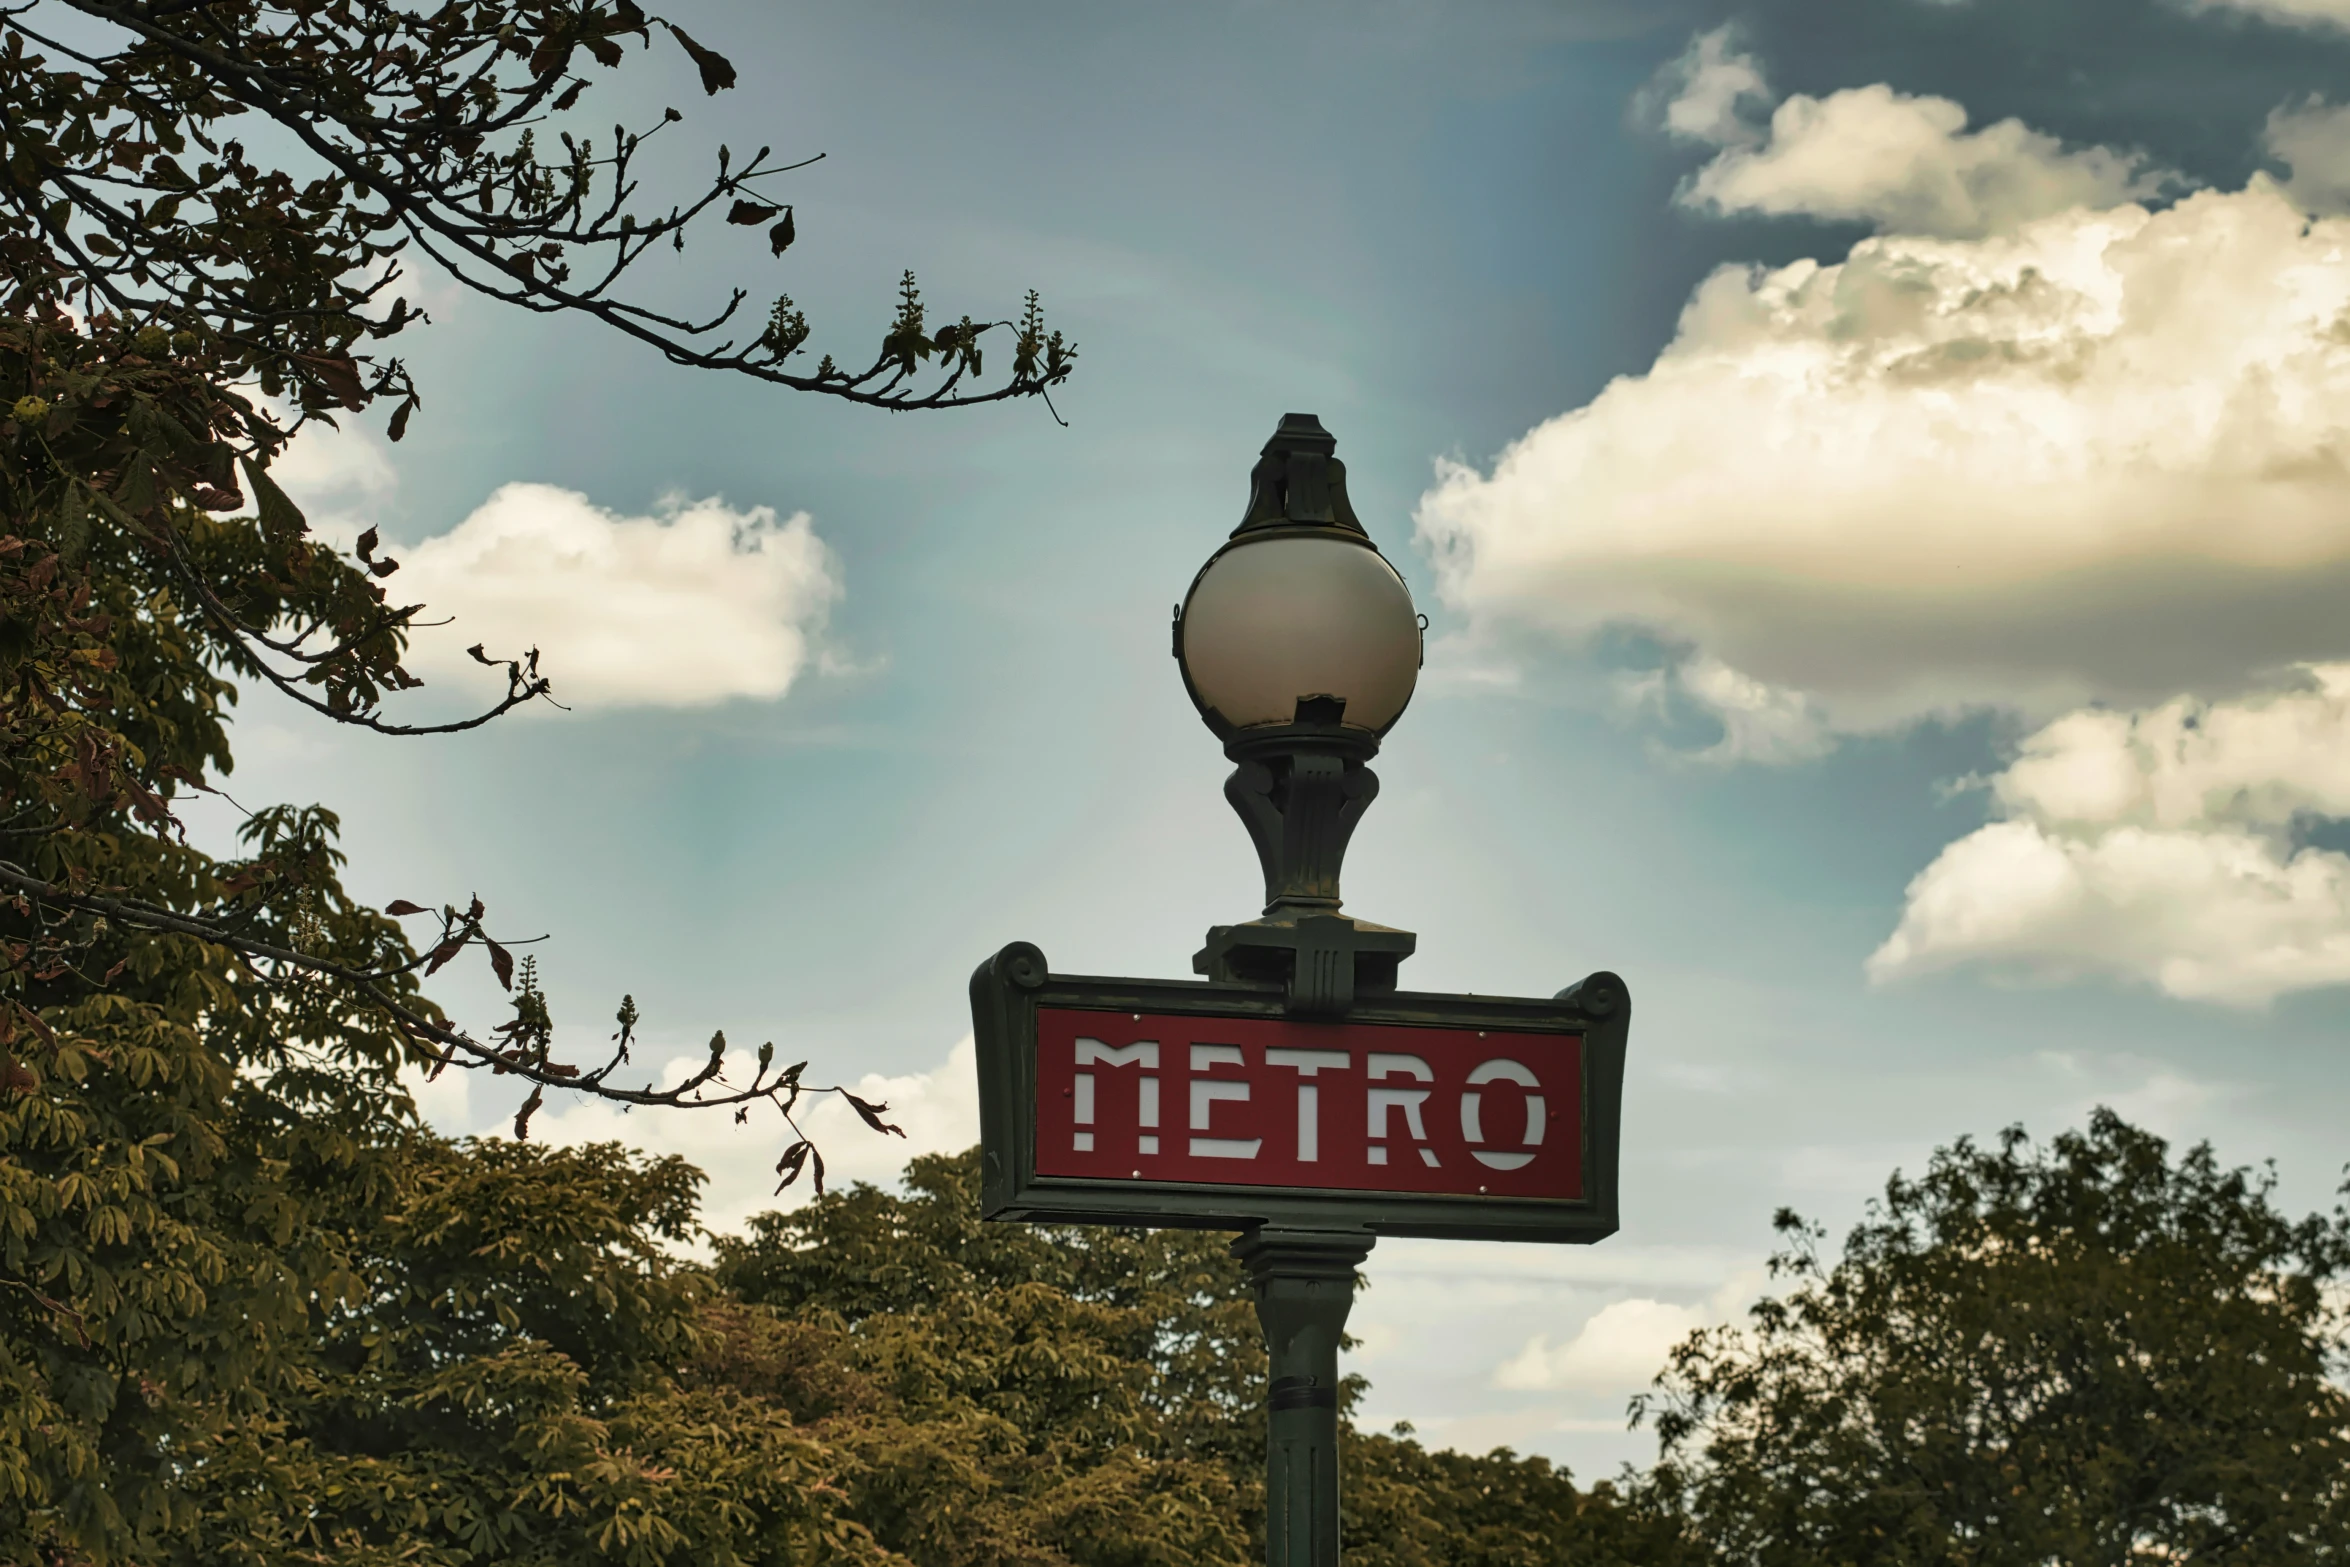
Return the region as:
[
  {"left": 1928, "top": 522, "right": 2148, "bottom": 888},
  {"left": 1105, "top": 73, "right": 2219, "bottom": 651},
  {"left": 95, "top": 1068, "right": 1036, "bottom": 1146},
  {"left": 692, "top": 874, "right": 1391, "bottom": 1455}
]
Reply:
[
  {"left": 1235, "top": 1227, "right": 1375, "bottom": 1567},
  {"left": 1224, "top": 717, "right": 1381, "bottom": 916}
]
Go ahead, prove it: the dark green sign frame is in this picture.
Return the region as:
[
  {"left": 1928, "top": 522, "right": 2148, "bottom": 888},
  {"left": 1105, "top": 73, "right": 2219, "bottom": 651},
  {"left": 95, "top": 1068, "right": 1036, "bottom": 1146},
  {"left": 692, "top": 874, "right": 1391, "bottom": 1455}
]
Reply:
[{"left": 969, "top": 940, "right": 1629, "bottom": 1244}]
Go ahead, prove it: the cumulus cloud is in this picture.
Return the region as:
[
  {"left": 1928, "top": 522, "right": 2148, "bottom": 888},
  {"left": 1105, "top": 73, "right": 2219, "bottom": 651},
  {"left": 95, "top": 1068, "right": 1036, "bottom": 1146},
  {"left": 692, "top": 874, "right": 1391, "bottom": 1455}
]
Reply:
[
  {"left": 1454, "top": 45, "right": 2350, "bottom": 1003},
  {"left": 1622, "top": 655, "right": 1831, "bottom": 765},
  {"left": 272, "top": 419, "right": 396, "bottom": 508},
  {"left": 2265, "top": 95, "right": 2350, "bottom": 212},
  {"left": 1647, "top": 29, "right": 2173, "bottom": 238},
  {"left": 262, "top": 412, "right": 396, "bottom": 547},
  {"left": 1494, "top": 1297, "right": 1706, "bottom": 1394},
  {"left": 1681, "top": 85, "right": 2173, "bottom": 238},
  {"left": 2034, "top": 1050, "right": 2241, "bottom": 1136},
  {"left": 2191, "top": 0, "right": 2350, "bottom": 29},
  {"left": 1873, "top": 668, "right": 2350, "bottom": 1004},
  {"left": 1642, "top": 26, "right": 1772, "bottom": 147},
  {"left": 395, "top": 483, "right": 841, "bottom": 708},
  {"left": 1416, "top": 173, "right": 2350, "bottom": 731}
]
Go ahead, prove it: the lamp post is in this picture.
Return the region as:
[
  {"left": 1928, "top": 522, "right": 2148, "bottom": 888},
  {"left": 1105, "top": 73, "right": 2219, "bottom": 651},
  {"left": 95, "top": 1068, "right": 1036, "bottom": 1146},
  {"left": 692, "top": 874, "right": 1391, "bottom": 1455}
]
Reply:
[
  {"left": 1175, "top": 412, "right": 1424, "bottom": 1021},
  {"left": 1175, "top": 412, "right": 1420, "bottom": 1567},
  {"left": 969, "top": 411, "right": 1630, "bottom": 1567}
]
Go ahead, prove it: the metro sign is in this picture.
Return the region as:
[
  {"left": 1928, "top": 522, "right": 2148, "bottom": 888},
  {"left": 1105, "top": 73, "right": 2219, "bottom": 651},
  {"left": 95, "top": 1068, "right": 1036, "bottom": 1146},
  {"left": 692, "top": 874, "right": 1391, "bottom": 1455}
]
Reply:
[
  {"left": 1037, "top": 1011, "right": 1580, "bottom": 1197},
  {"left": 971, "top": 942, "right": 1628, "bottom": 1243}
]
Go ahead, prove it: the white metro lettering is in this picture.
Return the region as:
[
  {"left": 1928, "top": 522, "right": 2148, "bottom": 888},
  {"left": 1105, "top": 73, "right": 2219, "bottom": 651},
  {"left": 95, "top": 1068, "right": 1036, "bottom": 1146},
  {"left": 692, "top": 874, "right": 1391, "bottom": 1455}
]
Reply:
[
  {"left": 1460, "top": 1058, "right": 1544, "bottom": 1171},
  {"left": 1366, "top": 1053, "right": 1439, "bottom": 1168},
  {"left": 1189, "top": 1043, "right": 1261, "bottom": 1159},
  {"left": 1264, "top": 1048, "right": 1349, "bottom": 1161},
  {"left": 1073, "top": 1038, "right": 1160, "bottom": 1155}
]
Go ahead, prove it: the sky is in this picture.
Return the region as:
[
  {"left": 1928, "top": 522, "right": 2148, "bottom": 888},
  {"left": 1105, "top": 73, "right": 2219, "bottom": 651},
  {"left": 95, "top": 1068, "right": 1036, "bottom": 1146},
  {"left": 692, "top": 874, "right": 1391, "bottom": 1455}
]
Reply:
[{"left": 189, "top": 0, "right": 2350, "bottom": 1479}]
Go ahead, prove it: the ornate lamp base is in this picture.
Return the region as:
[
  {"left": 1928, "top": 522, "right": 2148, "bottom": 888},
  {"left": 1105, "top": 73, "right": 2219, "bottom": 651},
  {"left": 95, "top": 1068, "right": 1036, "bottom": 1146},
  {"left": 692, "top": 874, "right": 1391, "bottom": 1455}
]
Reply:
[
  {"left": 1195, "top": 703, "right": 1417, "bottom": 1017},
  {"left": 1195, "top": 912, "right": 1415, "bottom": 1018}
]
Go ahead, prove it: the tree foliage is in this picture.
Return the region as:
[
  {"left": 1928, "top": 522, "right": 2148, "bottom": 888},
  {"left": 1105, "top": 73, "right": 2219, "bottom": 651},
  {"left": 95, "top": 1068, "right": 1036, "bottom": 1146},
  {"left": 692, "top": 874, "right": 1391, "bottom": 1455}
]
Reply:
[
  {"left": 6, "top": 1122, "right": 1673, "bottom": 1564},
  {"left": 0, "top": 5, "right": 1065, "bottom": 1554},
  {"left": 1639, "top": 1108, "right": 2350, "bottom": 1565},
  {"left": 0, "top": 0, "right": 1074, "bottom": 1058},
  {"left": 0, "top": 308, "right": 903, "bottom": 1561},
  {"left": 1, "top": 0, "right": 1075, "bottom": 430},
  {"left": 716, "top": 1149, "right": 1268, "bottom": 1566},
  {"left": 716, "top": 1149, "right": 1676, "bottom": 1567},
  {"left": 0, "top": 312, "right": 438, "bottom": 1557},
  {"left": 162, "top": 1135, "right": 896, "bottom": 1567},
  {"left": 1343, "top": 1428, "right": 1687, "bottom": 1567}
]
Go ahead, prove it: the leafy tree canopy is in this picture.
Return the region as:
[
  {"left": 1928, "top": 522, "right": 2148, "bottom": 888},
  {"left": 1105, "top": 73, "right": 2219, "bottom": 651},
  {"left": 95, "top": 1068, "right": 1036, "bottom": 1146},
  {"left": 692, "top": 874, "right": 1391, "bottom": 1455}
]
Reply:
[
  {"left": 163, "top": 1133, "right": 893, "bottom": 1567},
  {"left": 716, "top": 1149, "right": 1682, "bottom": 1567},
  {"left": 1640, "top": 1108, "right": 2350, "bottom": 1566},
  {"left": 0, "top": 4, "right": 1068, "bottom": 1555},
  {"left": 1, "top": 0, "right": 1075, "bottom": 434},
  {"left": 9, "top": 1126, "right": 1673, "bottom": 1565}
]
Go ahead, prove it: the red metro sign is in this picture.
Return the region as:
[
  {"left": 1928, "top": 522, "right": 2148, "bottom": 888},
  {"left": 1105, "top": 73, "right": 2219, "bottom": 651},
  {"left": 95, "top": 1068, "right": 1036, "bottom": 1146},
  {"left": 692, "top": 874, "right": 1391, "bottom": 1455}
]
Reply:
[
  {"left": 1034, "top": 1009, "right": 1581, "bottom": 1201},
  {"left": 971, "top": 944, "right": 1628, "bottom": 1244}
]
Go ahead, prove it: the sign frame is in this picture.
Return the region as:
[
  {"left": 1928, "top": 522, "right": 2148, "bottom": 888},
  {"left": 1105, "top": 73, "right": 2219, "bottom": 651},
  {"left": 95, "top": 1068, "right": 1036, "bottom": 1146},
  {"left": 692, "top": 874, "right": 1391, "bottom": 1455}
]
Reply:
[{"left": 970, "top": 941, "right": 1629, "bottom": 1244}]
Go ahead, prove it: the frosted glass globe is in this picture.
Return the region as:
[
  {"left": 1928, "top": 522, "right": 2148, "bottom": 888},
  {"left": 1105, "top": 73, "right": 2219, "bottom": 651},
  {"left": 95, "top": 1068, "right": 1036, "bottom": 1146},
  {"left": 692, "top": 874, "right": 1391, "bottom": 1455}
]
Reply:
[{"left": 1180, "top": 533, "right": 1420, "bottom": 734}]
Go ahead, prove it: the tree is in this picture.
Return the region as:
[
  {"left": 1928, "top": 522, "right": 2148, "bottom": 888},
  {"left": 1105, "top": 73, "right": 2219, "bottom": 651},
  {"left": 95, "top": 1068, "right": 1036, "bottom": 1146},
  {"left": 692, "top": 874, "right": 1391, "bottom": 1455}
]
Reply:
[
  {"left": 0, "top": 5, "right": 1071, "bottom": 1554},
  {"left": 0, "top": 0, "right": 1073, "bottom": 1102},
  {"left": 0, "top": 321, "right": 895, "bottom": 1560},
  {"left": 716, "top": 1150, "right": 1271, "bottom": 1567},
  {"left": 4, "top": 1124, "right": 1668, "bottom": 1564},
  {"left": 717, "top": 1148, "right": 1672, "bottom": 1567},
  {"left": 1637, "top": 1109, "right": 2350, "bottom": 1565},
  {"left": 1342, "top": 1428, "right": 1692, "bottom": 1567},
  {"left": 1, "top": 0, "right": 1075, "bottom": 431},
  {"left": 161, "top": 1132, "right": 899, "bottom": 1567}
]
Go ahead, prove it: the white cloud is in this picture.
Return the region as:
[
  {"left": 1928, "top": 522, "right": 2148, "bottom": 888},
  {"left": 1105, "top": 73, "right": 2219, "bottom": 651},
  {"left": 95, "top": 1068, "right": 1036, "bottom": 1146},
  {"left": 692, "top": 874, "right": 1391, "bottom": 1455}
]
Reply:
[
  {"left": 1622, "top": 655, "right": 1832, "bottom": 764},
  {"left": 1644, "top": 27, "right": 1772, "bottom": 147},
  {"left": 522, "top": 1036, "right": 981, "bottom": 1240},
  {"left": 1455, "top": 51, "right": 2350, "bottom": 1006},
  {"left": 1495, "top": 1297, "right": 1706, "bottom": 1394},
  {"left": 1680, "top": 83, "right": 2173, "bottom": 238},
  {"left": 1344, "top": 1241, "right": 1766, "bottom": 1465},
  {"left": 1489, "top": 1264, "right": 1764, "bottom": 1400},
  {"left": 2266, "top": 95, "right": 2350, "bottom": 213},
  {"left": 1873, "top": 668, "right": 2350, "bottom": 1004},
  {"left": 263, "top": 412, "right": 397, "bottom": 549},
  {"left": 394, "top": 483, "right": 841, "bottom": 708},
  {"left": 1646, "top": 30, "right": 2172, "bottom": 239},
  {"left": 1416, "top": 173, "right": 2350, "bottom": 732},
  {"left": 2192, "top": 0, "right": 2350, "bottom": 30},
  {"left": 2034, "top": 1050, "right": 2241, "bottom": 1136},
  {"left": 271, "top": 419, "right": 397, "bottom": 509}
]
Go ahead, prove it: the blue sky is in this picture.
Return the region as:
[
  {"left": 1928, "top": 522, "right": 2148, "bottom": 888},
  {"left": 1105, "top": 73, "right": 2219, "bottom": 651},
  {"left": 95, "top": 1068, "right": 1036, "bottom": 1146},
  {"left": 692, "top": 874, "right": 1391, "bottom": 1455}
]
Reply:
[{"left": 198, "top": 0, "right": 2350, "bottom": 1476}]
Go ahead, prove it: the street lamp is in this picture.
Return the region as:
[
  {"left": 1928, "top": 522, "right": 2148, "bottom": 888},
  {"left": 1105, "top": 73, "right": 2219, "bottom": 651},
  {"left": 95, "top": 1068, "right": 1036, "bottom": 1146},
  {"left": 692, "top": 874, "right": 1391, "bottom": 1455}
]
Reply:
[
  {"left": 1175, "top": 412, "right": 1424, "bottom": 1018},
  {"left": 972, "top": 411, "right": 1629, "bottom": 1567}
]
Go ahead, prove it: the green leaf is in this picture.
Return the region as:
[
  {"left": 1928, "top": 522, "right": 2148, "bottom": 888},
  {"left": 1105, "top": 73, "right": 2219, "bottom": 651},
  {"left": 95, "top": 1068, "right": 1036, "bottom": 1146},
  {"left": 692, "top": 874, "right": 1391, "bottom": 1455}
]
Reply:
[
  {"left": 55, "top": 483, "right": 90, "bottom": 565},
  {"left": 239, "top": 457, "right": 308, "bottom": 539},
  {"left": 114, "top": 456, "right": 157, "bottom": 517}
]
